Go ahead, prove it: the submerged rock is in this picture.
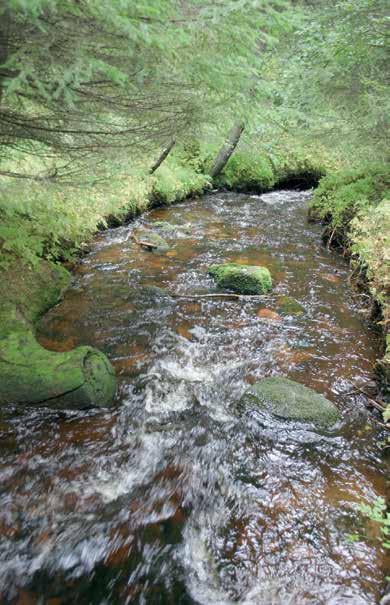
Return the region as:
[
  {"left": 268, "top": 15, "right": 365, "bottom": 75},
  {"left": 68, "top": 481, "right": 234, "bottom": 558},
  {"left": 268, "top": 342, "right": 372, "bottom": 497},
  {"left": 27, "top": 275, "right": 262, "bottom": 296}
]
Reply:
[
  {"left": 257, "top": 308, "right": 282, "bottom": 321},
  {"left": 152, "top": 221, "right": 177, "bottom": 233},
  {"left": 276, "top": 295, "right": 305, "bottom": 316},
  {"left": 238, "top": 376, "right": 340, "bottom": 427},
  {"left": 208, "top": 263, "right": 272, "bottom": 295},
  {"left": 136, "top": 229, "right": 170, "bottom": 252}
]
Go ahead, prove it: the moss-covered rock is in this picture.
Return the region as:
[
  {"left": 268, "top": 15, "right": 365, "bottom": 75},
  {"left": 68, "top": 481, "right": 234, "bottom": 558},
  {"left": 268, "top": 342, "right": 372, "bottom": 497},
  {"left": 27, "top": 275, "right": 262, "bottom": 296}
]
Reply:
[
  {"left": 238, "top": 376, "right": 340, "bottom": 427},
  {"left": 276, "top": 295, "right": 305, "bottom": 316},
  {"left": 0, "top": 258, "right": 117, "bottom": 409},
  {"left": 137, "top": 229, "right": 170, "bottom": 252},
  {"left": 152, "top": 221, "right": 177, "bottom": 233},
  {"left": 208, "top": 263, "right": 272, "bottom": 295},
  {"left": 0, "top": 328, "right": 116, "bottom": 409}
]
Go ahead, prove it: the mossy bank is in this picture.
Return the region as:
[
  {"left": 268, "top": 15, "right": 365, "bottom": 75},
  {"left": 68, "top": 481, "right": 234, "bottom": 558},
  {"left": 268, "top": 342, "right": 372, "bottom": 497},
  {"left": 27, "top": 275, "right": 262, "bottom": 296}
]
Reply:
[{"left": 309, "top": 164, "right": 390, "bottom": 397}]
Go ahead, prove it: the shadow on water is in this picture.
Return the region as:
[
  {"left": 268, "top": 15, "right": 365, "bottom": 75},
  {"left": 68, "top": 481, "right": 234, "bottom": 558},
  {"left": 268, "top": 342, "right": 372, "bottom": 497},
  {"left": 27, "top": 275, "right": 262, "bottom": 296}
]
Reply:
[{"left": 0, "top": 191, "right": 388, "bottom": 604}]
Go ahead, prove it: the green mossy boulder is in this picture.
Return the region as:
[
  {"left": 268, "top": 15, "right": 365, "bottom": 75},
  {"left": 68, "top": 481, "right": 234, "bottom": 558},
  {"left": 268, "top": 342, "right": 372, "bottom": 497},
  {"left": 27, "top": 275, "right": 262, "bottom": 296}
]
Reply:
[
  {"left": 208, "top": 263, "right": 272, "bottom": 295},
  {"left": 0, "top": 258, "right": 117, "bottom": 409},
  {"left": 239, "top": 376, "right": 340, "bottom": 427},
  {"left": 276, "top": 295, "right": 305, "bottom": 316},
  {"left": 0, "top": 328, "right": 116, "bottom": 409}
]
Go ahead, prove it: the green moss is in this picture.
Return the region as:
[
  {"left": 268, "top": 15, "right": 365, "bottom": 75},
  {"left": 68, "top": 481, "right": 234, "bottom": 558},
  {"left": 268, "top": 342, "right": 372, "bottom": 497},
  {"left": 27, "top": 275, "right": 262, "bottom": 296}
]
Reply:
[
  {"left": 151, "top": 221, "right": 178, "bottom": 233},
  {"left": 0, "top": 328, "right": 116, "bottom": 408},
  {"left": 276, "top": 295, "right": 305, "bottom": 316},
  {"left": 151, "top": 163, "right": 210, "bottom": 205},
  {"left": 0, "top": 258, "right": 71, "bottom": 333},
  {"left": 137, "top": 229, "right": 170, "bottom": 251},
  {"left": 209, "top": 263, "right": 272, "bottom": 295},
  {"left": 239, "top": 376, "right": 340, "bottom": 427},
  {"left": 0, "top": 258, "right": 116, "bottom": 408},
  {"left": 309, "top": 165, "right": 389, "bottom": 232},
  {"left": 218, "top": 152, "right": 275, "bottom": 192}
]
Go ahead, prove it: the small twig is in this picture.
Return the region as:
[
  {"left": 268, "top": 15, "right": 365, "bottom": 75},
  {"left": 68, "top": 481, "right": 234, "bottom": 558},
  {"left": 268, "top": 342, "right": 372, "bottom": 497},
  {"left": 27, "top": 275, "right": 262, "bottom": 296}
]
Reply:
[
  {"left": 124, "top": 232, "right": 158, "bottom": 249},
  {"left": 373, "top": 420, "right": 390, "bottom": 430},
  {"left": 171, "top": 293, "right": 273, "bottom": 301},
  {"left": 327, "top": 226, "right": 336, "bottom": 250},
  {"left": 367, "top": 412, "right": 390, "bottom": 430},
  {"left": 136, "top": 239, "right": 159, "bottom": 250},
  {"left": 350, "top": 383, "right": 386, "bottom": 412}
]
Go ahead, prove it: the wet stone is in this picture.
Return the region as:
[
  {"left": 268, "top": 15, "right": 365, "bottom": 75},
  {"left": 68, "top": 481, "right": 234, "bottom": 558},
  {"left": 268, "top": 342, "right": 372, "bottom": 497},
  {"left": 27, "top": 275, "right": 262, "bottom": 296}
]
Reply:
[
  {"left": 276, "top": 295, "right": 305, "bottom": 316},
  {"left": 151, "top": 221, "right": 178, "bottom": 234},
  {"left": 237, "top": 376, "right": 341, "bottom": 428},
  {"left": 208, "top": 263, "right": 272, "bottom": 295},
  {"left": 136, "top": 229, "right": 170, "bottom": 252}
]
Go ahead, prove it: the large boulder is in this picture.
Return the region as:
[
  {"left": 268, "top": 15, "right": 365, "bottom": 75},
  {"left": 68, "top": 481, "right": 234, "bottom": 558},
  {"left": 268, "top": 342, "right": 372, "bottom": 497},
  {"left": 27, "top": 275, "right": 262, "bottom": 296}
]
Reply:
[
  {"left": 0, "top": 328, "right": 116, "bottom": 409},
  {"left": 208, "top": 263, "right": 272, "bottom": 295},
  {"left": 238, "top": 376, "right": 340, "bottom": 427},
  {"left": 0, "top": 259, "right": 117, "bottom": 409}
]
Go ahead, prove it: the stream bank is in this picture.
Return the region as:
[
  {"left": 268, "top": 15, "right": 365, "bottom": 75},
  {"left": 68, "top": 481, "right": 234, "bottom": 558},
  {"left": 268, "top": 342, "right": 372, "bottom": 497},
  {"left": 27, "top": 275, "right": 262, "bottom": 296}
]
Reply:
[{"left": 309, "top": 164, "right": 390, "bottom": 397}]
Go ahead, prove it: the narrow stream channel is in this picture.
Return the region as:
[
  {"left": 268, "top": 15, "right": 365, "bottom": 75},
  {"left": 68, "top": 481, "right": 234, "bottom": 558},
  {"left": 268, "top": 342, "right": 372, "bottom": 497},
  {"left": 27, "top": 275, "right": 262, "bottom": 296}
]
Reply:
[{"left": 0, "top": 190, "right": 388, "bottom": 604}]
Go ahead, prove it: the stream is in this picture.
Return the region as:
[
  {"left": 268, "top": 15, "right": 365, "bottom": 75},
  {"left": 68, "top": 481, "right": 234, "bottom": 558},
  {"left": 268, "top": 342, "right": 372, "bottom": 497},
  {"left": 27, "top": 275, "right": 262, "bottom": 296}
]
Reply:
[{"left": 0, "top": 190, "right": 388, "bottom": 604}]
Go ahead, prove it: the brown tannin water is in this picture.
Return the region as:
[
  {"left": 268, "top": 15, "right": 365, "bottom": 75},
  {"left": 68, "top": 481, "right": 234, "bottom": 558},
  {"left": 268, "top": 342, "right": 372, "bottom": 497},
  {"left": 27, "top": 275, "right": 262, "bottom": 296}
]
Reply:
[{"left": 0, "top": 191, "right": 388, "bottom": 604}]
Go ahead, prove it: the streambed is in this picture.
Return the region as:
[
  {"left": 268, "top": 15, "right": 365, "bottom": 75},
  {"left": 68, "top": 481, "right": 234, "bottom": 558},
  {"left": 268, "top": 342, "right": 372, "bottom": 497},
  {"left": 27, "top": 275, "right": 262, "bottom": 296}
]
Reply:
[{"left": 0, "top": 190, "right": 388, "bottom": 604}]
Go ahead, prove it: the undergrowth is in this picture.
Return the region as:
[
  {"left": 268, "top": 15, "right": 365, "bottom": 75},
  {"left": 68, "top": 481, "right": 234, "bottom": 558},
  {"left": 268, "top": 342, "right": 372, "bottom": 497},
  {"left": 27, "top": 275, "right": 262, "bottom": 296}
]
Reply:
[
  {"left": 309, "top": 164, "right": 390, "bottom": 393},
  {"left": 0, "top": 142, "right": 324, "bottom": 269}
]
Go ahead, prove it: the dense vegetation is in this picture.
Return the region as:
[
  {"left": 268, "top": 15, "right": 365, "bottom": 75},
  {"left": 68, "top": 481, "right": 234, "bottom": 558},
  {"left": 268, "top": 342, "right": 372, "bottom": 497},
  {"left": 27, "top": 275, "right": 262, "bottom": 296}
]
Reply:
[{"left": 0, "top": 0, "right": 389, "bottom": 397}]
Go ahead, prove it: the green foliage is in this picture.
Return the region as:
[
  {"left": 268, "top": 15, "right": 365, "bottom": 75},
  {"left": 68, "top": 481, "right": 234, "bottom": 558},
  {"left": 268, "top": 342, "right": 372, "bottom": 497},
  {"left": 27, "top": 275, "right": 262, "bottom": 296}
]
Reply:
[
  {"left": 0, "top": 0, "right": 291, "bottom": 178},
  {"left": 0, "top": 154, "right": 211, "bottom": 268},
  {"left": 0, "top": 173, "right": 152, "bottom": 268},
  {"left": 151, "top": 161, "right": 210, "bottom": 205},
  {"left": 219, "top": 151, "right": 276, "bottom": 192},
  {"left": 310, "top": 165, "right": 390, "bottom": 230},
  {"left": 262, "top": 0, "right": 389, "bottom": 164},
  {"left": 349, "top": 497, "right": 390, "bottom": 579},
  {"left": 351, "top": 199, "right": 390, "bottom": 307}
]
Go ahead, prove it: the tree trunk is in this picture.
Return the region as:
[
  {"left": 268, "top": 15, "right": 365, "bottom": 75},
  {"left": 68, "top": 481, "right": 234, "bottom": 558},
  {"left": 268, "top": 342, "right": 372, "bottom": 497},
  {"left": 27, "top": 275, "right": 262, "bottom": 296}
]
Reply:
[
  {"left": 149, "top": 139, "right": 176, "bottom": 174},
  {"left": 210, "top": 121, "right": 245, "bottom": 178},
  {"left": 0, "top": 9, "right": 10, "bottom": 106}
]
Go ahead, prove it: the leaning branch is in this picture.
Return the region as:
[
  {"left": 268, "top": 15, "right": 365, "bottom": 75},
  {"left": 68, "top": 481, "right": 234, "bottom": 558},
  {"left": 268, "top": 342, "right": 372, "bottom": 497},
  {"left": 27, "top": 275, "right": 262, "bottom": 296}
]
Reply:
[{"left": 149, "top": 139, "right": 176, "bottom": 174}]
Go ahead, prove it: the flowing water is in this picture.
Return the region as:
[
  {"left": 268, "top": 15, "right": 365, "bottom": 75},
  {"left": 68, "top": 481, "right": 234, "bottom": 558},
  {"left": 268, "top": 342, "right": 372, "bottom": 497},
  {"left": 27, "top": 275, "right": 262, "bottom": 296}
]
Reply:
[{"left": 0, "top": 190, "right": 388, "bottom": 604}]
